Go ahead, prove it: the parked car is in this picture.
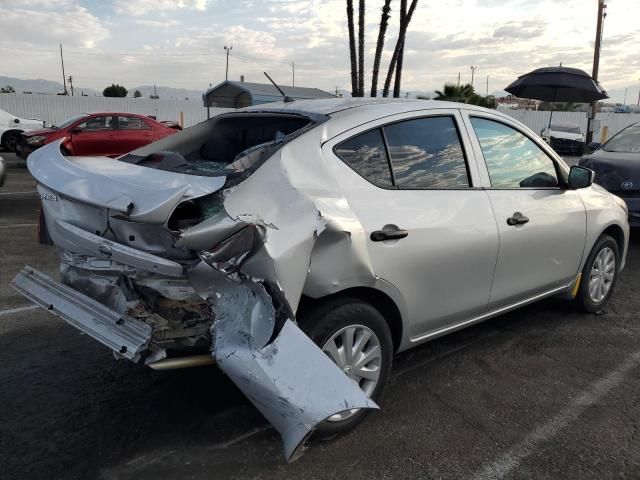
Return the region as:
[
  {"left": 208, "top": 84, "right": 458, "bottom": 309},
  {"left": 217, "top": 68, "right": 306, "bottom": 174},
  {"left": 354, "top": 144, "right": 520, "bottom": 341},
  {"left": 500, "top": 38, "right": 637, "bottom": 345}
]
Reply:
[
  {"left": 541, "top": 122, "right": 586, "bottom": 155},
  {"left": 13, "top": 99, "right": 629, "bottom": 461},
  {"left": 16, "top": 112, "right": 178, "bottom": 159},
  {"left": 0, "top": 155, "right": 5, "bottom": 187},
  {"left": 579, "top": 121, "right": 640, "bottom": 226},
  {"left": 0, "top": 108, "right": 45, "bottom": 152}
]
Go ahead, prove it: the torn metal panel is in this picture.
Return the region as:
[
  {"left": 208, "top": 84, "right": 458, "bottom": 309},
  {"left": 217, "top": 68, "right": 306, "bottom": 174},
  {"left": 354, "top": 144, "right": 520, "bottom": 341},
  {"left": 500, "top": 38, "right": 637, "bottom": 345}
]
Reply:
[
  {"left": 188, "top": 262, "right": 378, "bottom": 462},
  {"left": 222, "top": 150, "right": 328, "bottom": 312},
  {"left": 12, "top": 266, "right": 152, "bottom": 362}
]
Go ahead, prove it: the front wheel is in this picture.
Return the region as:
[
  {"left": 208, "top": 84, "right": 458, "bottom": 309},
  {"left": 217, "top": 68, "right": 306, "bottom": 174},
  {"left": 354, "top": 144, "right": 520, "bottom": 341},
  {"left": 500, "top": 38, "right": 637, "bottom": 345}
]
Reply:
[
  {"left": 575, "top": 234, "right": 619, "bottom": 313},
  {"left": 299, "top": 297, "right": 393, "bottom": 438},
  {"left": 2, "top": 131, "right": 20, "bottom": 152}
]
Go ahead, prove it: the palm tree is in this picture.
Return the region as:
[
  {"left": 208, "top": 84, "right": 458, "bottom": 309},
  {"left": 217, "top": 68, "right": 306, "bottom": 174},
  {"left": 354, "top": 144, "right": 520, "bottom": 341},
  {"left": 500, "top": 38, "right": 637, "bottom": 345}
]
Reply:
[
  {"left": 434, "top": 83, "right": 474, "bottom": 102},
  {"left": 347, "top": 0, "right": 358, "bottom": 96},
  {"left": 434, "top": 83, "right": 496, "bottom": 108},
  {"left": 370, "top": 0, "right": 392, "bottom": 97},
  {"left": 357, "top": 0, "right": 365, "bottom": 96},
  {"left": 383, "top": 0, "right": 418, "bottom": 97}
]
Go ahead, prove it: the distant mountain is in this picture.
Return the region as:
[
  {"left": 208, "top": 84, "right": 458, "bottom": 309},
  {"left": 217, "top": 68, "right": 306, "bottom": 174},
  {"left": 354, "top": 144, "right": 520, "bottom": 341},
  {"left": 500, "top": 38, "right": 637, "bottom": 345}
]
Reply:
[
  {"left": 0, "top": 76, "right": 204, "bottom": 99},
  {"left": 0, "top": 76, "right": 99, "bottom": 96}
]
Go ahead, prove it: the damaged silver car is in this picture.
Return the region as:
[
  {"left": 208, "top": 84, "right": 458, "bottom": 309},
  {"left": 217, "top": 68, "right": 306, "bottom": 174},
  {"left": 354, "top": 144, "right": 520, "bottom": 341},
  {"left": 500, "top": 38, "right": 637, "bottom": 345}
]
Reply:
[{"left": 13, "top": 98, "right": 629, "bottom": 461}]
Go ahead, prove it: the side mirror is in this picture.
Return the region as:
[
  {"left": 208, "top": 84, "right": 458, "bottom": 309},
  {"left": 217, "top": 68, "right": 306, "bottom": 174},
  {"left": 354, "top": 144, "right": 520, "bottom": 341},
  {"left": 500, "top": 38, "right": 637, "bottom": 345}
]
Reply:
[
  {"left": 588, "top": 141, "right": 601, "bottom": 151},
  {"left": 71, "top": 127, "right": 82, "bottom": 134},
  {"left": 568, "top": 165, "right": 595, "bottom": 189}
]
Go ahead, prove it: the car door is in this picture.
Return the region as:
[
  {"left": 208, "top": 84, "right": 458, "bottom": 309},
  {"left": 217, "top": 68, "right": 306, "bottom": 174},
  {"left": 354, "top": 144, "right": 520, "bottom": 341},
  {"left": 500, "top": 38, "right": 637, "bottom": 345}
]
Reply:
[
  {"left": 113, "top": 115, "right": 154, "bottom": 155},
  {"left": 463, "top": 112, "right": 587, "bottom": 308},
  {"left": 324, "top": 110, "right": 500, "bottom": 339},
  {"left": 70, "top": 115, "right": 116, "bottom": 156}
]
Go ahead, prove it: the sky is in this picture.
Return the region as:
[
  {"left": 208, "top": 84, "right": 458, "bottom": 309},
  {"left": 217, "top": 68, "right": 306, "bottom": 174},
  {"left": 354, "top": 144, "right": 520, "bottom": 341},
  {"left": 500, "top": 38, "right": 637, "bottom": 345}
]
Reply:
[{"left": 0, "top": 0, "right": 638, "bottom": 102}]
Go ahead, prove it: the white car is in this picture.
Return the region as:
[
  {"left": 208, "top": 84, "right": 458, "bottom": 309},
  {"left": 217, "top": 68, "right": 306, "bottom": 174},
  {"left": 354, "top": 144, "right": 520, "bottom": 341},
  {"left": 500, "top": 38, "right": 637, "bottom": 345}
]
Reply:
[
  {"left": 0, "top": 108, "right": 45, "bottom": 152},
  {"left": 13, "top": 99, "right": 630, "bottom": 461},
  {"left": 541, "top": 122, "right": 586, "bottom": 155}
]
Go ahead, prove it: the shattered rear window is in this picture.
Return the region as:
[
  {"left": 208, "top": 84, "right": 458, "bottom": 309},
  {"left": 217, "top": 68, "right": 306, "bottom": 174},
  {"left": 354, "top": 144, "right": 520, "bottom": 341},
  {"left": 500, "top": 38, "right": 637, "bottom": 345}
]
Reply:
[{"left": 120, "top": 113, "right": 324, "bottom": 184}]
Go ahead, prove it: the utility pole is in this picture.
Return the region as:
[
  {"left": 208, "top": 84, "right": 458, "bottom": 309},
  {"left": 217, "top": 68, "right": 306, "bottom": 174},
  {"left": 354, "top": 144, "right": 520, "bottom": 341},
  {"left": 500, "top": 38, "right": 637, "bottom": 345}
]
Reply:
[
  {"left": 587, "top": 0, "right": 607, "bottom": 145},
  {"left": 59, "top": 44, "right": 68, "bottom": 95},
  {"left": 457, "top": 72, "right": 460, "bottom": 86},
  {"left": 224, "top": 45, "right": 232, "bottom": 81},
  {"left": 68, "top": 76, "right": 74, "bottom": 96},
  {"left": 470, "top": 66, "right": 478, "bottom": 88},
  {"left": 486, "top": 75, "right": 489, "bottom": 96},
  {"left": 291, "top": 61, "right": 295, "bottom": 87}
]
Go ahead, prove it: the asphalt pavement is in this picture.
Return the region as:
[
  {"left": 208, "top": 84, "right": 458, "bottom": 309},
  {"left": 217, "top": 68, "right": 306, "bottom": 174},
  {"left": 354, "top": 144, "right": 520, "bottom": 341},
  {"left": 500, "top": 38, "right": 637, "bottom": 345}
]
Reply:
[{"left": 0, "top": 152, "right": 638, "bottom": 480}]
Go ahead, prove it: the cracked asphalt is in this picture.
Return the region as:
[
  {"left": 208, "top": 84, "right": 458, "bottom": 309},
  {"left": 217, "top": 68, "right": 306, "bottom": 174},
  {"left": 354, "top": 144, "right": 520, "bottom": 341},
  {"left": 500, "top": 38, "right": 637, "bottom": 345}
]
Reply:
[{"left": 1, "top": 153, "right": 638, "bottom": 480}]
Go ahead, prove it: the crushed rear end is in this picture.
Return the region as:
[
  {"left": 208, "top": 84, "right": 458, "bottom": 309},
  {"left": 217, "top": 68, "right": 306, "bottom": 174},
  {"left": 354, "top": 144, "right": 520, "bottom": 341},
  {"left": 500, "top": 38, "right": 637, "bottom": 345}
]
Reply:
[{"left": 12, "top": 111, "right": 377, "bottom": 461}]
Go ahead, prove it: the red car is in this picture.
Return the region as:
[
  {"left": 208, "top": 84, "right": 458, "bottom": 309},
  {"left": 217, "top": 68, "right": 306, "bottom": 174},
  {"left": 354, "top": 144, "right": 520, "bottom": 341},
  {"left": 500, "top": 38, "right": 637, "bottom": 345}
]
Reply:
[{"left": 17, "top": 112, "right": 179, "bottom": 159}]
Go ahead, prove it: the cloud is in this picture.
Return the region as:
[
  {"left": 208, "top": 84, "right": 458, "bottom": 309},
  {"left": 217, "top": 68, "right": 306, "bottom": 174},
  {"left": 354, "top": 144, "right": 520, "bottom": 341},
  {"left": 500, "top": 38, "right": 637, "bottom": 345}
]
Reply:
[
  {"left": 135, "top": 19, "right": 181, "bottom": 28},
  {"left": 114, "top": 0, "right": 208, "bottom": 16},
  {"left": 0, "top": 6, "right": 109, "bottom": 48},
  {"left": 492, "top": 20, "right": 546, "bottom": 40}
]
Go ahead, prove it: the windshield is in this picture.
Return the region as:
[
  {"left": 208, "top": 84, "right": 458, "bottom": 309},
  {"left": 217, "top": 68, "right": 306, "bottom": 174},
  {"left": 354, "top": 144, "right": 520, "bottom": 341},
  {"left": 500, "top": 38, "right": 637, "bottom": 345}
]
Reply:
[
  {"left": 551, "top": 124, "right": 581, "bottom": 134},
  {"left": 55, "top": 114, "right": 90, "bottom": 129},
  {"left": 603, "top": 124, "right": 640, "bottom": 153}
]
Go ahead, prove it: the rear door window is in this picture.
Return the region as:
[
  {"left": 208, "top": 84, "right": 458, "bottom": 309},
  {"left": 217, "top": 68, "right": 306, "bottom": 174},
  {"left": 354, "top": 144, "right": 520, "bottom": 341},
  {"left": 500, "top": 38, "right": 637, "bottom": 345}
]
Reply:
[
  {"left": 334, "top": 128, "right": 393, "bottom": 188},
  {"left": 384, "top": 116, "right": 470, "bottom": 188}
]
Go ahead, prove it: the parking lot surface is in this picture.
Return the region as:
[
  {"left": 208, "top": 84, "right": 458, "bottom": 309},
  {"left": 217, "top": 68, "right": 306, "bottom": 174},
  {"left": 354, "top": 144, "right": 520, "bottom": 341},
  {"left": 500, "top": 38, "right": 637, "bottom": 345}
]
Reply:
[{"left": 1, "top": 152, "right": 638, "bottom": 480}]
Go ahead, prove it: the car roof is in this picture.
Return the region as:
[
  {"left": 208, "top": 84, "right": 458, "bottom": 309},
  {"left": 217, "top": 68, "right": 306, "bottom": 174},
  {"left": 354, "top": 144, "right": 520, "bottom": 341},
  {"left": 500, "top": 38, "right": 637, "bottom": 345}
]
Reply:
[{"left": 243, "top": 97, "right": 491, "bottom": 116}]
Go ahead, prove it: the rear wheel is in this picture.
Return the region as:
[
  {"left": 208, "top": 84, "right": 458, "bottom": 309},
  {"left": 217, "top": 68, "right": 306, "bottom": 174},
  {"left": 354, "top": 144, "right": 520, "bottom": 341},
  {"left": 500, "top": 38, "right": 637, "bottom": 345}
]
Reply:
[
  {"left": 575, "top": 234, "right": 619, "bottom": 313},
  {"left": 299, "top": 297, "right": 393, "bottom": 438}
]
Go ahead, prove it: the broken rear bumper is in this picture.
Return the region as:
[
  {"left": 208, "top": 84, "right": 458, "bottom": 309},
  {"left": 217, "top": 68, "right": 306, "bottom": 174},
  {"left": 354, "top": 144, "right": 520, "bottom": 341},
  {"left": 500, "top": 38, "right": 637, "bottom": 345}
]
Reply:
[{"left": 11, "top": 266, "right": 152, "bottom": 362}]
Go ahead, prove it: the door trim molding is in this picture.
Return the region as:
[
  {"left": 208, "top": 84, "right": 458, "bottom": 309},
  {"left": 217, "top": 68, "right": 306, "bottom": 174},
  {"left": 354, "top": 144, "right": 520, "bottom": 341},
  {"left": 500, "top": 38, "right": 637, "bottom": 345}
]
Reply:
[{"left": 408, "top": 281, "right": 572, "bottom": 345}]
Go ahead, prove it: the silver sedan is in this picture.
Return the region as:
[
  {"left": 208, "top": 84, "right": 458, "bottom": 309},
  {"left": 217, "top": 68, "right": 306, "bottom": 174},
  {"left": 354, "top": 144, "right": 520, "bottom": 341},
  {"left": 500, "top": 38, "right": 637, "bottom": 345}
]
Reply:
[{"left": 14, "top": 99, "right": 629, "bottom": 460}]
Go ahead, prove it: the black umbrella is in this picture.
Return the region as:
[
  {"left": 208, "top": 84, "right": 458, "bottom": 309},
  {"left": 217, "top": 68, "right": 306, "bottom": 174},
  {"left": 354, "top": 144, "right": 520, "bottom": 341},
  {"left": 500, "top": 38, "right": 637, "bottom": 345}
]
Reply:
[{"left": 505, "top": 66, "right": 609, "bottom": 133}]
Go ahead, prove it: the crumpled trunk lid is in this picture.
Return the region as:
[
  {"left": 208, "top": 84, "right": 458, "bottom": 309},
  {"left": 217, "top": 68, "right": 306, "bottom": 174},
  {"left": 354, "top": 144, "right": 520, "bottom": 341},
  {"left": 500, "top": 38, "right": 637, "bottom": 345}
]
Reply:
[{"left": 29, "top": 140, "right": 226, "bottom": 225}]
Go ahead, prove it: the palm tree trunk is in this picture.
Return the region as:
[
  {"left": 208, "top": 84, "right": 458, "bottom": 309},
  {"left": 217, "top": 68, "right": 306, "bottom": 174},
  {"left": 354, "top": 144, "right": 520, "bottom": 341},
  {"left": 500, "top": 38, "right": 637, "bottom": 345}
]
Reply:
[
  {"left": 392, "top": 0, "right": 407, "bottom": 98},
  {"left": 357, "top": 0, "right": 365, "bottom": 97},
  {"left": 371, "top": 0, "right": 392, "bottom": 97},
  {"left": 347, "top": 0, "right": 358, "bottom": 97},
  {"left": 383, "top": 0, "right": 418, "bottom": 97}
]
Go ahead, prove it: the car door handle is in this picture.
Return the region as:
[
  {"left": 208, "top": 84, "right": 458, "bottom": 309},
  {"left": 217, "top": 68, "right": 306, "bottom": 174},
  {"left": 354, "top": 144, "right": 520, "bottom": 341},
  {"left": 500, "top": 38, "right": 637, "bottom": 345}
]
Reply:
[
  {"left": 370, "top": 228, "right": 408, "bottom": 242},
  {"left": 506, "top": 212, "right": 529, "bottom": 226}
]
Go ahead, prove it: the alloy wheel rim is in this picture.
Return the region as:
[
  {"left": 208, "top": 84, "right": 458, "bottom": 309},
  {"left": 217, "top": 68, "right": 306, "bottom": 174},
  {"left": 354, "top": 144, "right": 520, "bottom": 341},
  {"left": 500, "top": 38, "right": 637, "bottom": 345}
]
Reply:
[
  {"left": 588, "top": 246, "right": 616, "bottom": 304},
  {"left": 321, "top": 324, "right": 382, "bottom": 422}
]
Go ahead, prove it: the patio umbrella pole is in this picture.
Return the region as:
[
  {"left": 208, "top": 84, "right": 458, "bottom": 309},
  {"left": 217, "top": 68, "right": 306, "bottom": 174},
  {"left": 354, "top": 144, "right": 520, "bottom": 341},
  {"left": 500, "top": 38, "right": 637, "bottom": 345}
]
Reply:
[{"left": 548, "top": 88, "right": 557, "bottom": 135}]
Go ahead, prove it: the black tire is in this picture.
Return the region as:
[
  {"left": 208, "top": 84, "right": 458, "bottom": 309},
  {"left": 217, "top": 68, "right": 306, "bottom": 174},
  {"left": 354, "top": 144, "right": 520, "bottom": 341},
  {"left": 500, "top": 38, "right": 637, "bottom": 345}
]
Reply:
[
  {"left": 2, "top": 131, "right": 21, "bottom": 153},
  {"left": 298, "top": 297, "right": 393, "bottom": 438},
  {"left": 575, "top": 234, "right": 619, "bottom": 313}
]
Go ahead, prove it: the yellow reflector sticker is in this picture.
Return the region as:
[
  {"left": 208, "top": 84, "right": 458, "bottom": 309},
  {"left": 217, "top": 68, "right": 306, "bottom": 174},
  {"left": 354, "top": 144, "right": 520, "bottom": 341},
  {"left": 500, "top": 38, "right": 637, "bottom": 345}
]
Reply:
[{"left": 571, "top": 273, "right": 582, "bottom": 298}]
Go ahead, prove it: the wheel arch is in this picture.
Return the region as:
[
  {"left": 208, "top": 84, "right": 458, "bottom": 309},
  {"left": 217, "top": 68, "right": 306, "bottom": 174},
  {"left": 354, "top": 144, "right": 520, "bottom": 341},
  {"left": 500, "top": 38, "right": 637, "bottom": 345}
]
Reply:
[
  {"left": 1, "top": 128, "right": 24, "bottom": 144},
  {"left": 298, "top": 286, "right": 404, "bottom": 352},
  {"left": 601, "top": 223, "right": 625, "bottom": 260}
]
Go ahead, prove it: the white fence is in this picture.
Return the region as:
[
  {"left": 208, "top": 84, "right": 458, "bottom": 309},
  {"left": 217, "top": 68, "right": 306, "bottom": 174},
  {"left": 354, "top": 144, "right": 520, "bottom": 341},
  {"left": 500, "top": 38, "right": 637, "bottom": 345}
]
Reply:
[
  {"left": 3, "top": 93, "right": 639, "bottom": 142},
  {"left": 497, "top": 107, "right": 640, "bottom": 142},
  {"left": 0, "top": 94, "right": 231, "bottom": 128}
]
